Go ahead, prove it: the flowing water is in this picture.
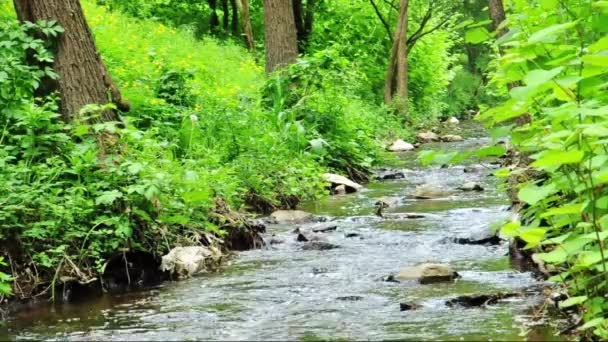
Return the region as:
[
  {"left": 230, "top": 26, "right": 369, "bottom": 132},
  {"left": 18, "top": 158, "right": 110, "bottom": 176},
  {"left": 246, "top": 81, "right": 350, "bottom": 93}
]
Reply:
[{"left": 1, "top": 125, "right": 564, "bottom": 341}]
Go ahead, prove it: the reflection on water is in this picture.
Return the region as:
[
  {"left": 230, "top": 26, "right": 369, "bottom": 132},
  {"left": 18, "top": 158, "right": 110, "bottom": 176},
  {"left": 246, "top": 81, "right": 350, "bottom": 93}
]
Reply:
[{"left": 1, "top": 124, "right": 565, "bottom": 341}]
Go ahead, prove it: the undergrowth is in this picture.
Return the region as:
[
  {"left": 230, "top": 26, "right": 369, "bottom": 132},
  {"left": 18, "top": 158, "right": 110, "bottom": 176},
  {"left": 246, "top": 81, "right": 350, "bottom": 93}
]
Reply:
[{"left": 0, "top": 0, "right": 413, "bottom": 298}]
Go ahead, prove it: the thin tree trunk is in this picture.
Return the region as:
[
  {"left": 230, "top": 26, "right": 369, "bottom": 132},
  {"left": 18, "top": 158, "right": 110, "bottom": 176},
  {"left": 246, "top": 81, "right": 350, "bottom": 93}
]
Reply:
[
  {"left": 488, "top": 0, "right": 507, "bottom": 37},
  {"left": 209, "top": 0, "right": 219, "bottom": 32},
  {"left": 230, "top": 0, "right": 239, "bottom": 36},
  {"left": 395, "top": 0, "right": 409, "bottom": 102},
  {"left": 13, "top": 0, "right": 128, "bottom": 122},
  {"left": 221, "top": 0, "right": 229, "bottom": 32},
  {"left": 303, "top": 0, "right": 315, "bottom": 45},
  {"left": 236, "top": 0, "right": 255, "bottom": 51},
  {"left": 293, "top": 0, "right": 305, "bottom": 44},
  {"left": 384, "top": 0, "right": 408, "bottom": 109},
  {"left": 292, "top": 0, "right": 315, "bottom": 52},
  {"left": 263, "top": 0, "right": 298, "bottom": 73}
]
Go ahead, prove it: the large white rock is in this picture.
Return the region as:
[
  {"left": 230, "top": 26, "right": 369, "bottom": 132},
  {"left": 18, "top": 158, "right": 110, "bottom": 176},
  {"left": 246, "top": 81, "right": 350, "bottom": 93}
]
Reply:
[
  {"left": 323, "top": 173, "right": 363, "bottom": 193},
  {"left": 440, "top": 134, "right": 464, "bottom": 142},
  {"left": 395, "top": 263, "right": 459, "bottom": 284},
  {"left": 160, "top": 246, "right": 215, "bottom": 279},
  {"left": 388, "top": 139, "right": 415, "bottom": 152},
  {"left": 413, "top": 184, "right": 452, "bottom": 199},
  {"left": 445, "top": 116, "right": 460, "bottom": 125},
  {"left": 270, "top": 210, "right": 313, "bottom": 224}
]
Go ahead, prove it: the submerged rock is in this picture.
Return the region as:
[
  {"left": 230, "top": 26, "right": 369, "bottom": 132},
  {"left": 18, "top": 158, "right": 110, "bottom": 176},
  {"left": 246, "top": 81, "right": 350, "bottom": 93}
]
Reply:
[
  {"left": 413, "top": 184, "right": 452, "bottom": 199},
  {"left": 440, "top": 134, "right": 464, "bottom": 142},
  {"left": 323, "top": 173, "right": 363, "bottom": 193},
  {"left": 463, "top": 165, "right": 484, "bottom": 173},
  {"left": 458, "top": 182, "right": 484, "bottom": 192},
  {"left": 446, "top": 293, "right": 520, "bottom": 308},
  {"left": 388, "top": 139, "right": 415, "bottom": 152},
  {"left": 416, "top": 131, "right": 440, "bottom": 143},
  {"left": 56, "top": 277, "right": 102, "bottom": 303},
  {"left": 310, "top": 222, "right": 338, "bottom": 233},
  {"left": 395, "top": 263, "right": 459, "bottom": 284},
  {"left": 301, "top": 241, "right": 340, "bottom": 251},
  {"left": 400, "top": 302, "right": 422, "bottom": 311},
  {"left": 375, "top": 169, "right": 406, "bottom": 180},
  {"left": 270, "top": 210, "right": 313, "bottom": 224},
  {"left": 337, "top": 295, "right": 364, "bottom": 301},
  {"left": 453, "top": 235, "right": 501, "bottom": 246},
  {"left": 160, "top": 246, "right": 220, "bottom": 279},
  {"left": 344, "top": 232, "right": 361, "bottom": 238}
]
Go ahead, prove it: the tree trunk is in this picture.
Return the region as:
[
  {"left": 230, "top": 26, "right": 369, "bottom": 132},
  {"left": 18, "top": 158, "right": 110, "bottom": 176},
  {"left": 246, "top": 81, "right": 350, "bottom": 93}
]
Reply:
[
  {"left": 303, "top": 0, "right": 315, "bottom": 46},
  {"left": 13, "top": 0, "right": 128, "bottom": 122},
  {"left": 236, "top": 0, "right": 255, "bottom": 51},
  {"left": 384, "top": 0, "right": 409, "bottom": 114},
  {"left": 293, "top": 0, "right": 305, "bottom": 43},
  {"left": 221, "top": 0, "right": 229, "bottom": 32},
  {"left": 263, "top": 0, "right": 298, "bottom": 73},
  {"left": 488, "top": 0, "right": 507, "bottom": 37},
  {"left": 209, "top": 0, "right": 219, "bottom": 32},
  {"left": 230, "top": 0, "right": 239, "bottom": 36},
  {"left": 292, "top": 0, "right": 315, "bottom": 52}
]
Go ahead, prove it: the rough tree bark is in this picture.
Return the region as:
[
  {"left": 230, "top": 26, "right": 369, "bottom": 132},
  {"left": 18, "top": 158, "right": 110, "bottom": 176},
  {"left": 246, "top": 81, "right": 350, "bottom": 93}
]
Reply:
[
  {"left": 384, "top": 0, "right": 409, "bottom": 114},
  {"left": 263, "top": 0, "right": 299, "bottom": 73},
  {"left": 13, "top": 0, "right": 128, "bottom": 122},
  {"left": 488, "top": 0, "right": 507, "bottom": 37},
  {"left": 230, "top": 0, "right": 239, "bottom": 36},
  {"left": 236, "top": 0, "right": 255, "bottom": 51}
]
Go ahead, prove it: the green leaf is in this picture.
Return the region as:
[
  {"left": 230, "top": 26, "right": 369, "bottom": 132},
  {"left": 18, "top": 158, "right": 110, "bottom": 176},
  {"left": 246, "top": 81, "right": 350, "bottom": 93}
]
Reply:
[
  {"left": 524, "top": 67, "right": 563, "bottom": 88},
  {"left": 540, "top": 203, "right": 583, "bottom": 217},
  {"left": 520, "top": 228, "right": 547, "bottom": 247},
  {"left": 577, "top": 250, "right": 604, "bottom": 268},
  {"left": 127, "top": 162, "right": 144, "bottom": 175},
  {"left": 582, "top": 54, "right": 608, "bottom": 67},
  {"left": 528, "top": 21, "right": 577, "bottom": 43},
  {"left": 465, "top": 27, "right": 491, "bottom": 44},
  {"left": 475, "top": 145, "right": 506, "bottom": 158},
  {"left": 559, "top": 295, "right": 587, "bottom": 308},
  {"left": 95, "top": 190, "right": 123, "bottom": 206},
  {"left": 580, "top": 317, "right": 606, "bottom": 330},
  {"left": 0, "top": 282, "right": 11, "bottom": 295},
  {"left": 536, "top": 248, "right": 567, "bottom": 264},
  {"left": 501, "top": 221, "right": 521, "bottom": 237},
  {"left": 531, "top": 150, "right": 584, "bottom": 167},
  {"left": 518, "top": 183, "right": 557, "bottom": 205}
]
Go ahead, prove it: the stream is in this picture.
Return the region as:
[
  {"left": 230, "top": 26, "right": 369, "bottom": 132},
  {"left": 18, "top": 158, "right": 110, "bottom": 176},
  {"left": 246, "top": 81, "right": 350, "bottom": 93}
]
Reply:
[{"left": 1, "top": 124, "right": 564, "bottom": 341}]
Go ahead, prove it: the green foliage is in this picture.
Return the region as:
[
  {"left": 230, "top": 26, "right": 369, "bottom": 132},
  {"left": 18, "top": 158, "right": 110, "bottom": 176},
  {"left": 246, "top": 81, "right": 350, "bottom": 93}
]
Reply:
[
  {"left": 474, "top": 0, "right": 608, "bottom": 338},
  {"left": 0, "top": 0, "right": 471, "bottom": 301},
  {"left": 309, "top": 0, "right": 458, "bottom": 122}
]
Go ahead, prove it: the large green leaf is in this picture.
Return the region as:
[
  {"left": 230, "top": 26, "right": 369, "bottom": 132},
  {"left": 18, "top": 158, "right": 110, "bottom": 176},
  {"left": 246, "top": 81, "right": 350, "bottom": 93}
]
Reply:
[
  {"left": 559, "top": 295, "right": 588, "bottom": 308},
  {"left": 536, "top": 248, "right": 567, "bottom": 263},
  {"left": 465, "top": 27, "right": 491, "bottom": 44},
  {"left": 524, "top": 67, "right": 563, "bottom": 88},
  {"left": 95, "top": 190, "right": 123, "bottom": 206},
  {"left": 528, "top": 21, "right": 577, "bottom": 43},
  {"left": 520, "top": 228, "right": 547, "bottom": 247},
  {"left": 518, "top": 183, "right": 557, "bottom": 205},
  {"left": 531, "top": 150, "right": 584, "bottom": 167}
]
